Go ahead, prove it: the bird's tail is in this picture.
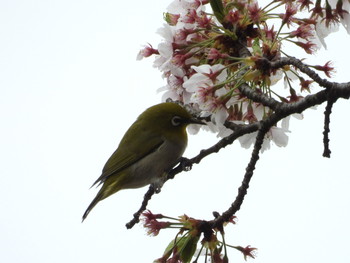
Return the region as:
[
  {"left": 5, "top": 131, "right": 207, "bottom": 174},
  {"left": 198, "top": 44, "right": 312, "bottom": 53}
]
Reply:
[
  {"left": 82, "top": 177, "right": 123, "bottom": 222},
  {"left": 82, "top": 192, "right": 104, "bottom": 222}
]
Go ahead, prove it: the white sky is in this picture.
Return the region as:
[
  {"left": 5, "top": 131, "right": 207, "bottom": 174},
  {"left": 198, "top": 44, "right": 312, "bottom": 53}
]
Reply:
[{"left": 1, "top": 0, "right": 350, "bottom": 262}]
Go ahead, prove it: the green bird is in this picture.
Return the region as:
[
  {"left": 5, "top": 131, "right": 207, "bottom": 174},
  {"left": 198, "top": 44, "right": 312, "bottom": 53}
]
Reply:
[{"left": 82, "top": 102, "right": 204, "bottom": 221}]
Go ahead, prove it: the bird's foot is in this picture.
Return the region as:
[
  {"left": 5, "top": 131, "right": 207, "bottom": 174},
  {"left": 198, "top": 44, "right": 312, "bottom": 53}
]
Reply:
[
  {"left": 151, "top": 179, "right": 165, "bottom": 194},
  {"left": 179, "top": 157, "right": 192, "bottom": 171}
]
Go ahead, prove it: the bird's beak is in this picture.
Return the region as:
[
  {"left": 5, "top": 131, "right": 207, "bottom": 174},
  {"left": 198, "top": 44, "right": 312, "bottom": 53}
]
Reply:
[{"left": 188, "top": 117, "right": 206, "bottom": 125}]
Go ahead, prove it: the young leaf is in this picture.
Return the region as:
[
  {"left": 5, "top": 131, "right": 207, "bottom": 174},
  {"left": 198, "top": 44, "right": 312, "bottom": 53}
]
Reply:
[{"left": 210, "top": 0, "right": 225, "bottom": 23}]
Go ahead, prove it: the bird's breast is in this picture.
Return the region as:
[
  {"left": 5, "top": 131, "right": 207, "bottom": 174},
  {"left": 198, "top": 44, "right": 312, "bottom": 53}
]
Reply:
[{"left": 123, "top": 136, "right": 187, "bottom": 189}]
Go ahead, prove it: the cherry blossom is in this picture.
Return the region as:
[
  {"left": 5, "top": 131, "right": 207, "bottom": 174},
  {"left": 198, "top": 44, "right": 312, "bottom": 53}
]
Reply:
[
  {"left": 138, "top": 0, "right": 349, "bottom": 149},
  {"left": 183, "top": 64, "right": 227, "bottom": 92},
  {"left": 135, "top": 1, "right": 350, "bottom": 261},
  {"left": 239, "top": 118, "right": 290, "bottom": 151}
]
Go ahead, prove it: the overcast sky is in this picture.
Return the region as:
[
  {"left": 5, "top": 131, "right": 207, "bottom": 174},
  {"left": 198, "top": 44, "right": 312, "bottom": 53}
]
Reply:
[{"left": 1, "top": 1, "right": 350, "bottom": 262}]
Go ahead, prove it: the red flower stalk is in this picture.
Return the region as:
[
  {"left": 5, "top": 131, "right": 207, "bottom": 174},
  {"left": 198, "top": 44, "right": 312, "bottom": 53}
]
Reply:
[
  {"left": 298, "top": 0, "right": 314, "bottom": 11},
  {"left": 228, "top": 104, "right": 243, "bottom": 121},
  {"left": 137, "top": 44, "right": 159, "bottom": 60},
  {"left": 280, "top": 3, "right": 298, "bottom": 25},
  {"left": 171, "top": 52, "right": 193, "bottom": 67},
  {"left": 142, "top": 210, "right": 164, "bottom": 221},
  {"left": 248, "top": 2, "right": 264, "bottom": 24},
  {"left": 311, "top": 0, "right": 323, "bottom": 18},
  {"left": 243, "top": 104, "right": 258, "bottom": 123},
  {"left": 143, "top": 219, "right": 170, "bottom": 236},
  {"left": 324, "top": 0, "right": 339, "bottom": 26},
  {"left": 263, "top": 24, "right": 276, "bottom": 41},
  {"left": 182, "top": 9, "right": 198, "bottom": 24},
  {"left": 165, "top": 13, "right": 180, "bottom": 26},
  {"left": 234, "top": 245, "right": 257, "bottom": 261},
  {"left": 196, "top": 13, "right": 212, "bottom": 28},
  {"left": 225, "top": 10, "right": 243, "bottom": 24},
  {"left": 314, "top": 61, "right": 335, "bottom": 78},
  {"left": 296, "top": 18, "right": 317, "bottom": 26},
  {"left": 294, "top": 40, "right": 317, "bottom": 54},
  {"left": 212, "top": 249, "right": 225, "bottom": 263},
  {"left": 228, "top": 215, "right": 237, "bottom": 224},
  {"left": 299, "top": 77, "right": 313, "bottom": 92},
  {"left": 207, "top": 48, "right": 228, "bottom": 60},
  {"left": 289, "top": 24, "right": 314, "bottom": 40},
  {"left": 336, "top": 0, "right": 349, "bottom": 19},
  {"left": 287, "top": 88, "right": 304, "bottom": 102}
]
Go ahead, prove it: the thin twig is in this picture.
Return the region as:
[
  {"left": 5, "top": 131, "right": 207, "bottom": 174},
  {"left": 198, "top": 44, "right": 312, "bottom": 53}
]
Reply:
[
  {"left": 268, "top": 56, "right": 349, "bottom": 90},
  {"left": 125, "top": 122, "right": 261, "bottom": 228},
  {"left": 125, "top": 185, "right": 155, "bottom": 229},
  {"left": 126, "top": 57, "right": 350, "bottom": 229},
  {"left": 212, "top": 123, "right": 268, "bottom": 228},
  {"left": 322, "top": 97, "right": 337, "bottom": 157}
]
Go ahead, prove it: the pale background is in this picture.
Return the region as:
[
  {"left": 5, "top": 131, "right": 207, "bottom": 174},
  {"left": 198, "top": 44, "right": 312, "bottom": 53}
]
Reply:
[{"left": 1, "top": 0, "right": 350, "bottom": 262}]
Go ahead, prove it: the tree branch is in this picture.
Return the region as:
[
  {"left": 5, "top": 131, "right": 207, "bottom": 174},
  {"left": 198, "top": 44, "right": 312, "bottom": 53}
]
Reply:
[
  {"left": 125, "top": 185, "right": 155, "bottom": 229},
  {"left": 322, "top": 97, "right": 337, "bottom": 158},
  {"left": 125, "top": 122, "right": 261, "bottom": 228},
  {"left": 126, "top": 57, "right": 350, "bottom": 229},
  {"left": 208, "top": 85, "right": 350, "bottom": 228},
  {"left": 268, "top": 56, "right": 350, "bottom": 90},
  {"left": 212, "top": 123, "right": 268, "bottom": 228}
]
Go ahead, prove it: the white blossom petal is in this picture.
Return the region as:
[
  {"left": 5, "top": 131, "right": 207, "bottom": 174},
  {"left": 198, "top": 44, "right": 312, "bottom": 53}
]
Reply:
[
  {"left": 183, "top": 73, "right": 212, "bottom": 91},
  {"left": 239, "top": 132, "right": 257, "bottom": 149},
  {"left": 340, "top": 1, "right": 350, "bottom": 34},
  {"left": 187, "top": 123, "right": 202, "bottom": 135},
  {"left": 212, "top": 107, "right": 228, "bottom": 127},
  {"left": 315, "top": 19, "right": 339, "bottom": 49},
  {"left": 270, "top": 127, "right": 289, "bottom": 147},
  {"left": 281, "top": 116, "right": 290, "bottom": 131},
  {"left": 217, "top": 126, "right": 233, "bottom": 138},
  {"left": 191, "top": 64, "right": 211, "bottom": 74},
  {"left": 156, "top": 24, "right": 175, "bottom": 42},
  {"left": 269, "top": 69, "right": 283, "bottom": 86}
]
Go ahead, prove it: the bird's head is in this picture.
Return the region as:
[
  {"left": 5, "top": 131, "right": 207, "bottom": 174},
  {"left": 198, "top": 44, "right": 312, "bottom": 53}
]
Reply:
[{"left": 138, "top": 102, "right": 205, "bottom": 136}]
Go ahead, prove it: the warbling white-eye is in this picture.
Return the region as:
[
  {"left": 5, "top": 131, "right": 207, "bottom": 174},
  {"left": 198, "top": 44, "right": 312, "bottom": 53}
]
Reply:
[{"left": 82, "top": 102, "right": 204, "bottom": 221}]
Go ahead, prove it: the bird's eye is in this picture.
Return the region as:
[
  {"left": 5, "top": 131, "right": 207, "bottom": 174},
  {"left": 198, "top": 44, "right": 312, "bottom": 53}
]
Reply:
[{"left": 171, "top": 116, "right": 182, "bottom": 126}]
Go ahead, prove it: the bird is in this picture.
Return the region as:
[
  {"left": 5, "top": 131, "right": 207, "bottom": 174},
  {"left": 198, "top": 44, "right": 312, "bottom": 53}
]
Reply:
[{"left": 82, "top": 102, "right": 204, "bottom": 221}]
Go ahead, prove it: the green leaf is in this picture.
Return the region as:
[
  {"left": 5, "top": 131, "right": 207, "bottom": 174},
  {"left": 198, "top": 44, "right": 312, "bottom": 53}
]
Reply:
[
  {"left": 252, "top": 38, "right": 262, "bottom": 55},
  {"left": 210, "top": 0, "right": 225, "bottom": 23},
  {"left": 162, "top": 239, "right": 176, "bottom": 259},
  {"left": 159, "top": 232, "right": 200, "bottom": 263},
  {"left": 179, "top": 234, "right": 200, "bottom": 263}
]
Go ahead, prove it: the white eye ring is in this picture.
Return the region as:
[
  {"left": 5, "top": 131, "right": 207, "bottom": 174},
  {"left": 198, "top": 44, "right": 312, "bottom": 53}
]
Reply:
[{"left": 171, "top": 116, "right": 182, "bottom": 126}]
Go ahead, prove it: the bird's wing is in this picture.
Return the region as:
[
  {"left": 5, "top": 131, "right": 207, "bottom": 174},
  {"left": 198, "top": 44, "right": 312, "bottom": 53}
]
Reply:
[{"left": 91, "top": 123, "right": 164, "bottom": 187}]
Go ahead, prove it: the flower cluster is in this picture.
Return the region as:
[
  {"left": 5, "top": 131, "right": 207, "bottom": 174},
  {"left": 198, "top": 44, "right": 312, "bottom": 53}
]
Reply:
[
  {"left": 138, "top": 0, "right": 348, "bottom": 149},
  {"left": 141, "top": 210, "right": 254, "bottom": 263}
]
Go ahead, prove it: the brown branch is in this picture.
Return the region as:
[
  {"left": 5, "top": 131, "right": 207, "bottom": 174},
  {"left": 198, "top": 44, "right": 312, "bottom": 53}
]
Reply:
[
  {"left": 207, "top": 87, "right": 350, "bottom": 229},
  {"left": 125, "top": 122, "right": 261, "bottom": 228},
  {"left": 238, "top": 83, "right": 282, "bottom": 111},
  {"left": 126, "top": 57, "right": 350, "bottom": 229},
  {"left": 125, "top": 185, "right": 155, "bottom": 229},
  {"left": 212, "top": 123, "right": 269, "bottom": 228},
  {"left": 268, "top": 56, "right": 350, "bottom": 90},
  {"left": 322, "top": 97, "right": 337, "bottom": 158}
]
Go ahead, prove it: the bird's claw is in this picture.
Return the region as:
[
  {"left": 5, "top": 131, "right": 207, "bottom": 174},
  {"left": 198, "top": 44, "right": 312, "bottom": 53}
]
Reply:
[
  {"left": 151, "top": 179, "right": 164, "bottom": 194},
  {"left": 179, "top": 157, "right": 192, "bottom": 171}
]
